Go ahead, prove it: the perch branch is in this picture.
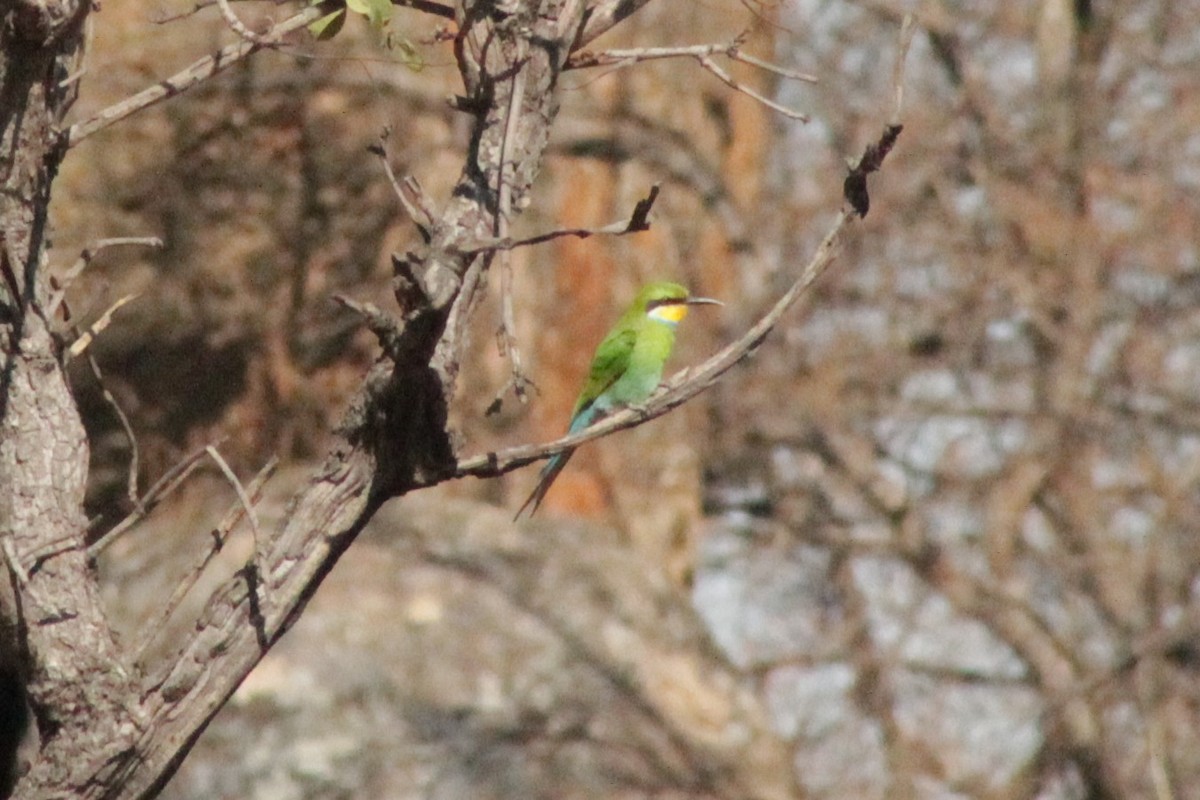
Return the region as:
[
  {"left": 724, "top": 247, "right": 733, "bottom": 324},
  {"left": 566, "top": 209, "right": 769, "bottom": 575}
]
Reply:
[
  {"left": 455, "top": 30, "right": 914, "bottom": 482},
  {"left": 454, "top": 207, "right": 853, "bottom": 481}
]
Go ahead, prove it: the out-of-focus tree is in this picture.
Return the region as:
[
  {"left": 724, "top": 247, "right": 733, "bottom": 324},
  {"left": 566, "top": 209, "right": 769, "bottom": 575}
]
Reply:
[{"left": 692, "top": 1, "right": 1200, "bottom": 798}]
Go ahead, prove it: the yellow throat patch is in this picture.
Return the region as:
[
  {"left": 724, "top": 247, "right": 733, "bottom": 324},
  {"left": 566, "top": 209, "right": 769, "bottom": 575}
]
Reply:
[{"left": 648, "top": 302, "right": 688, "bottom": 324}]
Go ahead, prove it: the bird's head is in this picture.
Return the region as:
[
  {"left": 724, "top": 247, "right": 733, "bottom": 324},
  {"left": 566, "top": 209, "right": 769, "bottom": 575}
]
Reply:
[{"left": 635, "top": 281, "right": 723, "bottom": 326}]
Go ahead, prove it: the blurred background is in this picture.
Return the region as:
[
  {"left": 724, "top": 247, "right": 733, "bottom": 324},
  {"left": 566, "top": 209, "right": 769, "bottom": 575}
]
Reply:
[{"left": 54, "top": 0, "right": 1200, "bottom": 797}]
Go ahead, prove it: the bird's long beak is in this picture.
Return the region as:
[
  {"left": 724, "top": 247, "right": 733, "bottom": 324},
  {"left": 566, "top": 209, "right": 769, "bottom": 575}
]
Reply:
[{"left": 686, "top": 296, "right": 723, "bottom": 307}]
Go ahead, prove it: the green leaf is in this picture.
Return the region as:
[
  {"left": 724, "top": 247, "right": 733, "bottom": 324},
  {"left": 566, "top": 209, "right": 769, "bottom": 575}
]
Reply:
[
  {"left": 307, "top": 8, "right": 346, "bottom": 40},
  {"left": 385, "top": 34, "right": 424, "bottom": 71},
  {"left": 346, "top": 0, "right": 392, "bottom": 28}
]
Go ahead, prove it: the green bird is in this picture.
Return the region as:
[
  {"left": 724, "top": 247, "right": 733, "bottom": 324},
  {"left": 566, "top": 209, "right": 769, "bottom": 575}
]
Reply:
[{"left": 516, "top": 281, "right": 722, "bottom": 518}]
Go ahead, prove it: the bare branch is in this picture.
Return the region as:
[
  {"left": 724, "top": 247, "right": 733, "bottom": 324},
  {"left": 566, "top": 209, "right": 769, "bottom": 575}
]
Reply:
[
  {"left": 331, "top": 293, "right": 411, "bottom": 362},
  {"left": 155, "top": 0, "right": 456, "bottom": 25},
  {"left": 133, "top": 457, "right": 279, "bottom": 664},
  {"left": 453, "top": 207, "right": 854, "bottom": 482},
  {"left": 46, "top": 236, "right": 162, "bottom": 319},
  {"left": 567, "top": 36, "right": 816, "bottom": 122},
  {"left": 205, "top": 445, "right": 263, "bottom": 556},
  {"left": 66, "top": 293, "right": 138, "bottom": 359},
  {"left": 67, "top": 5, "right": 324, "bottom": 148},
  {"left": 467, "top": 184, "right": 661, "bottom": 254},
  {"left": 696, "top": 53, "right": 808, "bottom": 121},
  {"left": 82, "top": 351, "right": 140, "bottom": 506},
  {"left": 215, "top": 0, "right": 271, "bottom": 45},
  {"left": 890, "top": 13, "right": 916, "bottom": 124},
  {"left": 568, "top": 38, "right": 817, "bottom": 83},
  {"left": 843, "top": 13, "right": 913, "bottom": 217},
  {"left": 369, "top": 135, "right": 434, "bottom": 240},
  {"left": 88, "top": 440, "right": 227, "bottom": 558}
]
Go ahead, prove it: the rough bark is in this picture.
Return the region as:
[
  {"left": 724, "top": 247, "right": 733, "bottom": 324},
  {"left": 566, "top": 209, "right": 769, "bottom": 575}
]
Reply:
[
  {"left": 1, "top": 0, "right": 594, "bottom": 797},
  {"left": 0, "top": 1, "right": 146, "bottom": 797}
]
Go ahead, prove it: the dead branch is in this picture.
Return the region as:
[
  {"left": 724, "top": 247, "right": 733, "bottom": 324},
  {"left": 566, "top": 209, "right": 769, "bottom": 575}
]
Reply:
[
  {"left": 47, "top": 236, "right": 162, "bottom": 319},
  {"left": 369, "top": 136, "right": 434, "bottom": 241},
  {"left": 66, "top": 293, "right": 138, "bottom": 360},
  {"left": 81, "top": 351, "right": 140, "bottom": 506},
  {"left": 466, "top": 184, "right": 661, "bottom": 254},
  {"left": 155, "top": 0, "right": 456, "bottom": 25},
  {"left": 215, "top": 0, "right": 271, "bottom": 45},
  {"left": 567, "top": 35, "right": 816, "bottom": 122},
  {"left": 843, "top": 14, "right": 913, "bottom": 216},
  {"left": 87, "top": 440, "right": 227, "bottom": 558},
  {"left": 132, "top": 457, "right": 278, "bottom": 664},
  {"left": 67, "top": 6, "right": 324, "bottom": 148}
]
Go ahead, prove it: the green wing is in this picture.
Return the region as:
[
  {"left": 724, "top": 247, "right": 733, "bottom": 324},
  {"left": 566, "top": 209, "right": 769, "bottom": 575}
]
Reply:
[{"left": 573, "top": 326, "right": 637, "bottom": 418}]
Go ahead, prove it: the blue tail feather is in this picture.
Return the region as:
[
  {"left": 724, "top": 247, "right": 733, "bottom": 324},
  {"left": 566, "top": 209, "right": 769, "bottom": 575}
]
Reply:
[{"left": 514, "top": 405, "right": 599, "bottom": 519}]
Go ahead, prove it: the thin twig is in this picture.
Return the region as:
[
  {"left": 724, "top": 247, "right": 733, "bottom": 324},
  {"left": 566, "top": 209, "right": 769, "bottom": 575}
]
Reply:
[
  {"left": 696, "top": 54, "right": 808, "bottom": 121},
  {"left": 67, "top": 293, "right": 138, "bottom": 359},
  {"left": 155, "top": 0, "right": 456, "bottom": 24},
  {"left": 569, "top": 40, "right": 813, "bottom": 82},
  {"left": 46, "top": 236, "right": 161, "bottom": 319},
  {"left": 575, "top": 0, "right": 656, "bottom": 48},
  {"left": 567, "top": 37, "right": 816, "bottom": 122},
  {"left": 133, "top": 457, "right": 278, "bottom": 664},
  {"left": 400, "top": 177, "right": 438, "bottom": 232},
  {"left": 88, "top": 440, "right": 226, "bottom": 557},
  {"left": 369, "top": 135, "right": 433, "bottom": 239},
  {"left": 82, "top": 351, "right": 141, "bottom": 506},
  {"left": 842, "top": 13, "right": 913, "bottom": 217},
  {"left": 466, "top": 184, "right": 661, "bottom": 254},
  {"left": 205, "top": 445, "right": 263, "bottom": 552},
  {"left": 151, "top": 0, "right": 215, "bottom": 24},
  {"left": 891, "top": 14, "right": 917, "bottom": 124},
  {"left": 735, "top": 49, "right": 819, "bottom": 83},
  {"left": 205, "top": 445, "right": 270, "bottom": 618},
  {"left": 216, "top": 0, "right": 270, "bottom": 45},
  {"left": 67, "top": 6, "right": 324, "bottom": 148},
  {"left": 331, "top": 294, "right": 409, "bottom": 361}
]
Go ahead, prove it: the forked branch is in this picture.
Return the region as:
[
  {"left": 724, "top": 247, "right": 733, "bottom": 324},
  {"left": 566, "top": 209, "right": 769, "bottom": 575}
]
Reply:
[{"left": 567, "top": 33, "right": 816, "bottom": 121}]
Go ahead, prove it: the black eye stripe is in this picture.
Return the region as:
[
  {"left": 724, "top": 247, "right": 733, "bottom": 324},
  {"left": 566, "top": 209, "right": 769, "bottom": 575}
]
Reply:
[{"left": 646, "top": 298, "right": 684, "bottom": 311}]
